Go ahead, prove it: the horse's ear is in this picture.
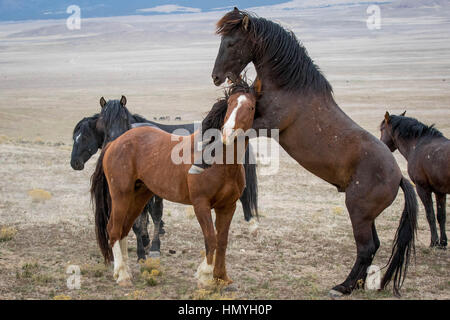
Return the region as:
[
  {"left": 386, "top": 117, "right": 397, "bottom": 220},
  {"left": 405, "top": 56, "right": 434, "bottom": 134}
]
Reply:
[
  {"left": 120, "top": 95, "right": 127, "bottom": 106},
  {"left": 100, "top": 97, "right": 106, "bottom": 109},
  {"left": 384, "top": 111, "right": 390, "bottom": 124},
  {"left": 242, "top": 15, "right": 250, "bottom": 31},
  {"left": 233, "top": 7, "right": 239, "bottom": 12},
  {"left": 400, "top": 110, "right": 406, "bottom": 116}
]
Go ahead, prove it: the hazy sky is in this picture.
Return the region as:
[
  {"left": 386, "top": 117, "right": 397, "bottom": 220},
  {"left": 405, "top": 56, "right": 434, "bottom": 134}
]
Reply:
[{"left": 0, "top": 0, "right": 289, "bottom": 21}]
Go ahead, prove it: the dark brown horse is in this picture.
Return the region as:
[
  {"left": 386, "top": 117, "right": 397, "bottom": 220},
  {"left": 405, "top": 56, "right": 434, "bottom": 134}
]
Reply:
[
  {"left": 381, "top": 111, "right": 449, "bottom": 248},
  {"left": 91, "top": 85, "right": 256, "bottom": 286},
  {"left": 211, "top": 8, "right": 418, "bottom": 296}
]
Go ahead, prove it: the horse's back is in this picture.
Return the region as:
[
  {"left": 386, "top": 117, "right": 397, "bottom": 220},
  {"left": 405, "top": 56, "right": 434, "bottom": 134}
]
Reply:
[{"left": 411, "top": 138, "right": 450, "bottom": 193}]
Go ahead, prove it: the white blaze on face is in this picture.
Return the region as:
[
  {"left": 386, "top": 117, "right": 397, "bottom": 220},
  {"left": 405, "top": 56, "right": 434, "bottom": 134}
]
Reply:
[{"left": 222, "top": 94, "right": 247, "bottom": 145}]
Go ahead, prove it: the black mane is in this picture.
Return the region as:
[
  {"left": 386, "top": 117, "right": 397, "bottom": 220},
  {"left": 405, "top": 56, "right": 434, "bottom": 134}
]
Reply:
[
  {"left": 201, "top": 80, "right": 254, "bottom": 134},
  {"left": 217, "top": 10, "right": 333, "bottom": 94},
  {"left": 132, "top": 113, "right": 148, "bottom": 123},
  {"left": 387, "top": 115, "right": 444, "bottom": 140},
  {"left": 73, "top": 113, "right": 99, "bottom": 137},
  {"left": 100, "top": 100, "right": 133, "bottom": 144}
]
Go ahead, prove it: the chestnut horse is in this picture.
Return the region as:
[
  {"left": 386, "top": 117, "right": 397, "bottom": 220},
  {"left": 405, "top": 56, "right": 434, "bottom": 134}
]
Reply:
[
  {"left": 211, "top": 8, "right": 418, "bottom": 296},
  {"left": 91, "top": 85, "right": 256, "bottom": 286},
  {"left": 381, "top": 111, "right": 449, "bottom": 248}
]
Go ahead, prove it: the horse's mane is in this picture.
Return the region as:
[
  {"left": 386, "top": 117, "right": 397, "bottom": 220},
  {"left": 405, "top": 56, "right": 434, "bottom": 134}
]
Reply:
[
  {"left": 101, "top": 100, "right": 133, "bottom": 131},
  {"left": 385, "top": 115, "right": 444, "bottom": 140},
  {"left": 73, "top": 113, "right": 99, "bottom": 136},
  {"left": 216, "top": 10, "right": 333, "bottom": 94},
  {"left": 132, "top": 113, "right": 149, "bottom": 123},
  {"left": 201, "top": 80, "right": 254, "bottom": 133}
]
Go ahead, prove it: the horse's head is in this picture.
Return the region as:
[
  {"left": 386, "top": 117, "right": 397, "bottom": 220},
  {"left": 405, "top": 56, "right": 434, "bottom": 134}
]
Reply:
[
  {"left": 379, "top": 111, "right": 406, "bottom": 152},
  {"left": 71, "top": 115, "right": 102, "bottom": 170},
  {"left": 212, "top": 8, "right": 254, "bottom": 86},
  {"left": 97, "top": 95, "right": 132, "bottom": 145},
  {"left": 222, "top": 90, "right": 256, "bottom": 145}
]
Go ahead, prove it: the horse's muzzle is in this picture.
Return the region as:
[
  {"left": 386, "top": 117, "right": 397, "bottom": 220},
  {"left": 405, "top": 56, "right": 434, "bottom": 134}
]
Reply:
[
  {"left": 212, "top": 74, "right": 223, "bottom": 86},
  {"left": 71, "top": 159, "right": 84, "bottom": 170}
]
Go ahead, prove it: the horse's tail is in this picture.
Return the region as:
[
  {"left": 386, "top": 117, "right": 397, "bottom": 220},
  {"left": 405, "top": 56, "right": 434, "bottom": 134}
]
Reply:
[
  {"left": 381, "top": 176, "right": 418, "bottom": 296},
  {"left": 90, "top": 145, "right": 113, "bottom": 264},
  {"left": 241, "top": 144, "right": 258, "bottom": 221}
]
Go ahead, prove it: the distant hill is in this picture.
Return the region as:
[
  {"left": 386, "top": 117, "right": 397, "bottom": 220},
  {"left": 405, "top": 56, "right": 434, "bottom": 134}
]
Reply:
[{"left": 391, "top": 0, "right": 449, "bottom": 8}]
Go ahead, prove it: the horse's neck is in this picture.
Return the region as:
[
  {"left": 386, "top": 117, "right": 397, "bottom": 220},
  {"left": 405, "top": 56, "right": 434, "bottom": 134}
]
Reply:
[
  {"left": 253, "top": 65, "right": 345, "bottom": 131},
  {"left": 395, "top": 136, "right": 420, "bottom": 160},
  {"left": 206, "top": 139, "right": 248, "bottom": 168}
]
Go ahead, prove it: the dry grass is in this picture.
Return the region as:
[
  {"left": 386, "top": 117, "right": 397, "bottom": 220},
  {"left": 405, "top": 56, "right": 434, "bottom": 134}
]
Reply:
[
  {"left": 140, "top": 258, "right": 163, "bottom": 286},
  {"left": 27, "top": 189, "right": 52, "bottom": 203},
  {"left": 0, "top": 226, "right": 17, "bottom": 242},
  {"left": 0, "top": 142, "right": 448, "bottom": 300},
  {"left": 53, "top": 294, "right": 72, "bottom": 300}
]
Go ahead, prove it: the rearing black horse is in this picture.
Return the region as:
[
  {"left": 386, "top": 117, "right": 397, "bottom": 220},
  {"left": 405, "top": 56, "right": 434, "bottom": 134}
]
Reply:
[{"left": 211, "top": 8, "right": 418, "bottom": 297}]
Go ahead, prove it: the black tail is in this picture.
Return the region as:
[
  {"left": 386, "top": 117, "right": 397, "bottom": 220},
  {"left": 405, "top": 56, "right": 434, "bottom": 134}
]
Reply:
[
  {"left": 381, "top": 177, "right": 418, "bottom": 296},
  {"left": 240, "top": 144, "right": 258, "bottom": 221},
  {"left": 90, "top": 146, "right": 113, "bottom": 263}
]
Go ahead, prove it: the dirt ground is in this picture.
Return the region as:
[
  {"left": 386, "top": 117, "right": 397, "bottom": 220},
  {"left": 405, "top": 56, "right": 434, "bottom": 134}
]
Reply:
[{"left": 0, "top": 3, "right": 449, "bottom": 300}]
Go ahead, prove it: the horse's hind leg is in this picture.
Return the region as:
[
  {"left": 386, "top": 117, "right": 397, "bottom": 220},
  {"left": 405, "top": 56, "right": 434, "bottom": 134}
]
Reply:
[
  {"left": 121, "top": 187, "right": 153, "bottom": 254},
  {"left": 435, "top": 193, "right": 447, "bottom": 248},
  {"left": 148, "top": 196, "right": 164, "bottom": 257},
  {"left": 111, "top": 240, "right": 132, "bottom": 286},
  {"left": 109, "top": 189, "right": 152, "bottom": 286},
  {"left": 330, "top": 217, "right": 376, "bottom": 296},
  {"left": 417, "top": 185, "right": 439, "bottom": 247},
  {"left": 330, "top": 180, "right": 396, "bottom": 297},
  {"left": 108, "top": 193, "right": 135, "bottom": 286}
]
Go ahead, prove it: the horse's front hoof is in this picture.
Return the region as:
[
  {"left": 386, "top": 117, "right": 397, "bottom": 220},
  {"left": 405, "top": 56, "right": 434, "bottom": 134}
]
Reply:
[
  {"left": 222, "top": 282, "right": 237, "bottom": 292},
  {"left": 329, "top": 284, "right": 351, "bottom": 299},
  {"left": 430, "top": 240, "right": 440, "bottom": 248},
  {"left": 328, "top": 289, "right": 344, "bottom": 299},
  {"left": 137, "top": 254, "right": 147, "bottom": 262},
  {"left": 148, "top": 251, "right": 161, "bottom": 258},
  {"left": 118, "top": 279, "right": 133, "bottom": 287},
  {"left": 248, "top": 220, "right": 259, "bottom": 236}
]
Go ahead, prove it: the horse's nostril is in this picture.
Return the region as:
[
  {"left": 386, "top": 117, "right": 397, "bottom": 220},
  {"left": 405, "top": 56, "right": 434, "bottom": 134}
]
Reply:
[{"left": 71, "top": 159, "right": 84, "bottom": 170}]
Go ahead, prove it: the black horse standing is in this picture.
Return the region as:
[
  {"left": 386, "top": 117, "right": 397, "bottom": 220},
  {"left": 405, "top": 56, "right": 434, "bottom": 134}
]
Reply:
[
  {"left": 381, "top": 112, "right": 449, "bottom": 248},
  {"left": 71, "top": 101, "right": 165, "bottom": 260}
]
